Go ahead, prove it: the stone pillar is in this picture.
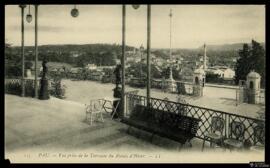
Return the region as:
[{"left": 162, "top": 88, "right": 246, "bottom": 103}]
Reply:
[
  {"left": 246, "top": 70, "right": 261, "bottom": 104},
  {"left": 193, "top": 69, "right": 205, "bottom": 97}
]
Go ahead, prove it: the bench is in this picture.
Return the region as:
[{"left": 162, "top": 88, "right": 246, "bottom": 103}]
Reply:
[{"left": 121, "top": 105, "right": 201, "bottom": 149}]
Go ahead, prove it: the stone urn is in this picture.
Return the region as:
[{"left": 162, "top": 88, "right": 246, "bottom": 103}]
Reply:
[{"left": 25, "top": 69, "right": 32, "bottom": 78}]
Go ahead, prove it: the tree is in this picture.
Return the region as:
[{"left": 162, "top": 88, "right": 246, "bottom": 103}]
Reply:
[
  {"left": 234, "top": 40, "right": 265, "bottom": 87},
  {"left": 161, "top": 66, "right": 181, "bottom": 80},
  {"left": 206, "top": 73, "right": 222, "bottom": 83},
  {"left": 251, "top": 40, "right": 265, "bottom": 87},
  {"left": 5, "top": 42, "right": 22, "bottom": 77},
  {"left": 234, "top": 43, "right": 250, "bottom": 84},
  {"left": 25, "top": 61, "right": 33, "bottom": 69}
]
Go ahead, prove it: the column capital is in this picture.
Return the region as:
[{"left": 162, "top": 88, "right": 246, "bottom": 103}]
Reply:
[
  {"left": 169, "top": 9, "right": 173, "bottom": 17},
  {"left": 19, "top": 4, "right": 27, "bottom": 9}
]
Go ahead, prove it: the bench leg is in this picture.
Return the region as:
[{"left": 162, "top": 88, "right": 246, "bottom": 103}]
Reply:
[
  {"left": 202, "top": 138, "right": 206, "bottom": 152},
  {"left": 86, "top": 113, "right": 89, "bottom": 122},
  {"left": 150, "top": 133, "right": 155, "bottom": 142},
  {"left": 90, "top": 113, "right": 93, "bottom": 126},
  {"left": 187, "top": 141, "right": 192, "bottom": 148},
  {"left": 177, "top": 143, "right": 183, "bottom": 151},
  {"left": 127, "top": 126, "right": 131, "bottom": 134},
  {"left": 100, "top": 112, "right": 104, "bottom": 123}
]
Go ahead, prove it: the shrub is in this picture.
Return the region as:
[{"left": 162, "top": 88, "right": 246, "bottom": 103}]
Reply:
[
  {"left": 25, "top": 80, "right": 35, "bottom": 97},
  {"left": 5, "top": 79, "right": 35, "bottom": 97},
  {"left": 5, "top": 80, "right": 21, "bottom": 95},
  {"left": 177, "top": 82, "right": 187, "bottom": 95},
  {"left": 25, "top": 61, "right": 33, "bottom": 69},
  {"left": 5, "top": 65, "right": 21, "bottom": 77},
  {"left": 50, "top": 76, "right": 66, "bottom": 99}
]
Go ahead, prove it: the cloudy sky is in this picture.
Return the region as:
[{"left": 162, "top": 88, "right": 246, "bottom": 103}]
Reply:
[{"left": 5, "top": 5, "right": 265, "bottom": 48}]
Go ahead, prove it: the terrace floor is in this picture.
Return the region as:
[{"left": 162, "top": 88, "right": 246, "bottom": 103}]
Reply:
[
  {"left": 62, "top": 80, "right": 265, "bottom": 119},
  {"left": 5, "top": 94, "right": 264, "bottom": 163}
]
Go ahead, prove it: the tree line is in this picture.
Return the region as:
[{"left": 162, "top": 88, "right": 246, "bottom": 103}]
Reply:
[{"left": 234, "top": 40, "right": 265, "bottom": 87}]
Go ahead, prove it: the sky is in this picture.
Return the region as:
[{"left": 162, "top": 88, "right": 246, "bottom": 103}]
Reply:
[{"left": 5, "top": 5, "right": 265, "bottom": 49}]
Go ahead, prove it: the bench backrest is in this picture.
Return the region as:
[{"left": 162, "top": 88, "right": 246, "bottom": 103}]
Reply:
[{"left": 130, "top": 105, "right": 201, "bottom": 136}]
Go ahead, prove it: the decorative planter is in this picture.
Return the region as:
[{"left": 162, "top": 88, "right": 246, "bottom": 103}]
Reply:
[{"left": 25, "top": 69, "right": 32, "bottom": 78}]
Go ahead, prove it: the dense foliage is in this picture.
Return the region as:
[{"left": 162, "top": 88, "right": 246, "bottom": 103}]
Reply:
[
  {"left": 234, "top": 40, "right": 265, "bottom": 87},
  {"left": 50, "top": 75, "right": 66, "bottom": 99},
  {"left": 205, "top": 73, "right": 223, "bottom": 83},
  {"left": 5, "top": 79, "right": 35, "bottom": 97}
]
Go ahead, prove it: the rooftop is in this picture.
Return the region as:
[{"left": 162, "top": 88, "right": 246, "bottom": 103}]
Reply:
[{"left": 247, "top": 71, "right": 261, "bottom": 79}]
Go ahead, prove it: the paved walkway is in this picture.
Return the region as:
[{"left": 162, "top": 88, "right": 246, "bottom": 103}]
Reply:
[
  {"left": 61, "top": 80, "right": 264, "bottom": 119},
  {"left": 5, "top": 94, "right": 264, "bottom": 163}
]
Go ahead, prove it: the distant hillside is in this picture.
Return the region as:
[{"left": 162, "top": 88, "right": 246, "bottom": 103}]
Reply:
[
  {"left": 12, "top": 43, "right": 136, "bottom": 58},
  {"left": 29, "top": 61, "right": 73, "bottom": 71},
  {"left": 154, "top": 42, "right": 265, "bottom": 51},
  {"left": 8, "top": 42, "right": 264, "bottom": 68},
  {"left": 197, "top": 42, "right": 265, "bottom": 51}
]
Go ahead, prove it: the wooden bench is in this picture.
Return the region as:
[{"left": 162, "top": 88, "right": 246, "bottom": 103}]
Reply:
[{"left": 121, "top": 105, "right": 201, "bottom": 149}]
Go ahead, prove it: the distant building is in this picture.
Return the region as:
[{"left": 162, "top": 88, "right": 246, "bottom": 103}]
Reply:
[
  {"left": 115, "top": 59, "right": 121, "bottom": 65},
  {"left": 91, "top": 71, "right": 105, "bottom": 81},
  {"left": 70, "top": 51, "right": 81, "bottom": 57},
  {"left": 206, "top": 67, "right": 224, "bottom": 77},
  {"left": 85, "top": 64, "right": 97, "bottom": 70},
  {"left": 153, "top": 58, "right": 165, "bottom": 67},
  {"left": 70, "top": 67, "right": 81, "bottom": 74},
  {"left": 134, "top": 57, "right": 141, "bottom": 63},
  {"left": 206, "top": 66, "right": 235, "bottom": 79},
  {"left": 97, "top": 66, "right": 115, "bottom": 71},
  {"left": 126, "top": 57, "right": 136, "bottom": 62},
  {"left": 223, "top": 68, "right": 235, "bottom": 79}
]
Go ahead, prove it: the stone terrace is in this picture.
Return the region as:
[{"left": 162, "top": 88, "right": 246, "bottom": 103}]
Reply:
[{"left": 5, "top": 94, "right": 264, "bottom": 163}]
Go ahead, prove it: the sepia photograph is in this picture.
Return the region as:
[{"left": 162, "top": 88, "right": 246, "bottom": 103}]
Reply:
[{"left": 4, "top": 4, "right": 266, "bottom": 163}]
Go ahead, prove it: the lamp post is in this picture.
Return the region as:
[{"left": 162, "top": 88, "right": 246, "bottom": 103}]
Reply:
[
  {"left": 130, "top": 4, "right": 151, "bottom": 107},
  {"left": 166, "top": 9, "right": 176, "bottom": 93},
  {"left": 132, "top": 5, "right": 140, "bottom": 9},
  {"left": 34, "top": 5, "right": 39, "bottom": 98},
  {"left": 71, "top": 5, "right": 79, "bottom": 17},
  {"left": 169, "top": 9, "right": 173, "bottom": 81},
  {"left": 120, "top": 4, "right": 147, "bottom": 115},
  {"left": 139, "top": 44, "right": 144, "bottom": 79},
  {"left": 121, "top": 5, "right": 126, "bottom": 118},
  {"left": 19, "top": 4, "right": 26, "bottom": 97},
  {"left": 26, "top": 5, "right": 32, "bottom": 23}
]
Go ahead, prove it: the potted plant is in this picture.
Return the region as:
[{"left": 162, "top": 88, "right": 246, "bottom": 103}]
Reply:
[{"left": 25, "top": 61, "right": 33, "bottom": 78}]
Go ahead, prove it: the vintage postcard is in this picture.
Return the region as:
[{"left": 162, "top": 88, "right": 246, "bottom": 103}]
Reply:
[{"left": 4, "top": 4, "right": 266, "bottom": 164}]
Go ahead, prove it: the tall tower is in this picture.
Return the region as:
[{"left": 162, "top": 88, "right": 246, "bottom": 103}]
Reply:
[
  {"left": 203, "top": 43, "right": 207, "bottom": 70},
  {"left": 169, "top": 9, "right": 173, "bottom": 80},
  {"left": 165, "top": 9, "right": 176, "bottom": 93}
]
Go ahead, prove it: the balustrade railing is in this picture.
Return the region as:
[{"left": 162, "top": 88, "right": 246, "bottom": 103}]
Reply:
[
  {"left": 151, "top": 79, "right": 198, "bottom": 95},
  {"left": 125, "top": 93, "right": 265, "bottom": 146},
  {"left": 5, "top": 78, "right": 41, "bottom": 97},
  {"left": 236, "top": 88, "right": 265, "bottom": 105}
]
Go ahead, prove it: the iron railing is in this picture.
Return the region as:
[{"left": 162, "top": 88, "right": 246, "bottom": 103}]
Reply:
[
  {"left": 5, "top": 78, "right": 43, "bottom": 97},
  {"left": 125, "top": 93, "right": 265, "bottom": 146}
]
